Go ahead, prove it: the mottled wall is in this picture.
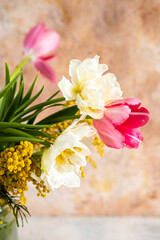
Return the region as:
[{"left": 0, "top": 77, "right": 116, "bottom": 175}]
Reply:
[{"left": 0, "top": 0, "right": 159, "bottom": 216}]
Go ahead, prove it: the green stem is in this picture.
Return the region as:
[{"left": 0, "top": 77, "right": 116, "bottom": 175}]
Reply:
[{"left": 10, "top": 56, "right": 30, "bottom": 81}]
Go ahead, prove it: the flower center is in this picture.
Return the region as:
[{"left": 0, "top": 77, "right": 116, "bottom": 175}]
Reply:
[
  {"left": 55, "top": 149, "right": 75, "bottom": 166},
  {"left": 55, "top": 147, "right": 82, "bottom": 167}
]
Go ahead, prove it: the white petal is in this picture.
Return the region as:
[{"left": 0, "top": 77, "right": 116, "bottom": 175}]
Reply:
[
  {"left": 40, "top": 121, "right": 94, "bottom": 191},
  {"left": 75, "top": 94, "right": 104, "bottom": 119},
  {"left": 99, "top": 73, "right": 123, "bottom": 102},
  {"left": 54, "top": 132, "right": 79, "bottom": 152},
  {"left": 75, "top": 144, "right": 90, "bottom": 158},
  {"left": 80, "top": 81, "right": 104, "bottom": 108},
  {"left": 69, "top": 59, "right": 81, "bottom": 85},
  {"left": 68, "top": 152, "right": 87, "bottom": 167},
  {"left": 54, "top": 160, "right": 74, "bottom": 173},
  {"left": 55, "top": 122, "right": 95, "bottom": 151},
  {"left": 31, "top": 172, "right": 41, "bottom": 182},
  {"left": 58, "top": 76, "right": 76, "bottom": 100},
  {"left": 80, "top": 107, "right": 104, "bottom": 119},
  {"left": 41, "top": 145, "right": 55, "bottom": 174},
  {"left": 75, "top": 94, "right": 88, "bottom": 108},
  {"left": 42, "top": 168, "right": 81, "bottom": 189},
  {"left": 70, "top": 122, "right": 96, "bottom": 140},
  {"left": 97, "top": 63, "right": 108, "bottom": 75},
  {"left": 40, "top": 171, "right": 54, "bottom": 191},
  {"left": 76, "top": 55, "right": 100, "bottom": 81},
  {"left": 63, "top": 115, "right": 86, "bottom": 134},
  {"left": 61, "top": 56, "right": 122, "bottom": 119}
]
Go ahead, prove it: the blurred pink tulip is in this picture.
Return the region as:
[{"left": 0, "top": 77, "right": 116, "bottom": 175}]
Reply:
[
  {"left": 23, "top": 23, "right": 60, "bottom": 84},
  {"left": 93, "top": 98, "right": 149, "bottom": 149}
]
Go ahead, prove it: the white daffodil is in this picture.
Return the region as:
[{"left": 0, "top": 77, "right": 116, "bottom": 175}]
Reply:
[
  {"left": 58, "top": 55, "right": 122, "bottom": 119},
  {"left": 40, "top": 121, "right": 96, "bottom": 190}
]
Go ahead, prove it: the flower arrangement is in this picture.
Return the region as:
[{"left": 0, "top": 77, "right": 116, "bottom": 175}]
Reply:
[{"left": 0, "top": 23, "right": 149, "bottom": 228}]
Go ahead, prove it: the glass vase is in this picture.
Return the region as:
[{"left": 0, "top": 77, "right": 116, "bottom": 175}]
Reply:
[{"left": 0, "top": 205, "right": 18, "bottom": 240}]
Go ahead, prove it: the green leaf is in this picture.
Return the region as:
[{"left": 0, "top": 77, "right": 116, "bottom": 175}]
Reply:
[
  {"left": 0, "top": 136, "right": 44, "bottom": 143},
  {"left": 27, "top": 109, "right": 45, "bottom": 124},
  {"left": 5, "top": 61, "right": 10, "bottom": 85},
  {"left": 0, "top": 64, "right": 19, "bottom": 120},
  {"left": 27, "top": 90, "right": 61, "bottom": 124},
  {"left": 36, "top": 105, "right": 79, "bottom": 125},
  {"left": 12, "top": 97, "right": 65, "bottom": 122},
  {"left": 12, "top": 85, "right": 44, "bottom": 121},
  {"left": 19, "top": 70, "right": 24, "bottom": 103},
  {"left": 47, "top": 90, "right": 60, "bottom": 100},
  {"left": 0, "top": 122, "right": 51, "bottom": 129},
  {"left": 32, "top": 151, "right": 44, "bottom": 158},
  {"left": 2, "top": 80, "right": 24, "bottom": 121},
  {"left": 11, "top": 70, "right": 24, "bottom": 101},
  {"left": 0, "top": 186, "right": 31, "bottom": 227},
  {"left": 20, "top": 111, "right": 43, "bottom": 123},
  {"left": 12, "top": 80, "right": 17, "bottom": 98},
  {"left": 10, "top": 56, "right": 30, "bottom": 82},
  {"left": 23, "top": 129, "right": 54, "bottom": 139},
  {"left": 0, "top": 87, "right": 14, "bottom": 121},
  {"left": 0, "top": 135, "right": 51, "bottom": 147},
  {"left": 20, "top": 103, "right": 64, "bottom": 123},
  {"left": 47, "top": 115, "right": 81, "bottom": 124},
  {"left": 0, "top": 71, "right": 21, "bottom": 99},
  {"left": 20, "top": 74, "right": 38, "bottom": 104},
  {"left": 26, "top": 104, "right": 64, "bottom": 124},
  {"left": 0, "top": 128, "right": 37, "bottom": 138}
]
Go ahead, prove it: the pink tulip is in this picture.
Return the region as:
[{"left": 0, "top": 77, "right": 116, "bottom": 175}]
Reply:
[
  {"left": 93, "top": 98, "right": 149, "bottom": 149},
  {"left": 23, "top": 23, "right": 60, "bottom": 84}
]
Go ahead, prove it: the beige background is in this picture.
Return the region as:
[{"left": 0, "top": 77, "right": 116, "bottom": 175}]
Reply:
[{"left": 0, "top": 0, "right": 159, "bottom": 216}]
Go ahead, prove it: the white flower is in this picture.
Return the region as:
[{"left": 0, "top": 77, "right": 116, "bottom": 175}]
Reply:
[
  {"left": 58, "top": 55, "right": 122, "bottom": 119},
  {"left": 40, "top": 121, "right": 96, "bottom": 190}
]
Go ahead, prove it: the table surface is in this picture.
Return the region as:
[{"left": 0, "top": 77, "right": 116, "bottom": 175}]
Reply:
[{"left": 18, "top": 217, "right": 160, "bottom": 240}]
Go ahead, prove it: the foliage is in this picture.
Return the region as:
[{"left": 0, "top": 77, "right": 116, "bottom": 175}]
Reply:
[
  {"left": 0, "top": 63, "right": 79, "bottom": 151},
  {"left": 0, "top": 63, "right": 80, "bottom": 226},
  {"left": 0, "top": 186, "right": 30, "bottom": 227}
]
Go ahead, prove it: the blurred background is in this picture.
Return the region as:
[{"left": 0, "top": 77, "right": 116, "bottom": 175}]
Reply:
[{"left": 0, "top": 0, "right": 159, "bottom": 219}]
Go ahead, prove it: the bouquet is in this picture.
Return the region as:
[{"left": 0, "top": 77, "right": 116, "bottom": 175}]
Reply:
[{"left": 0, "top": 23, "right": 149, "bottom": 228}]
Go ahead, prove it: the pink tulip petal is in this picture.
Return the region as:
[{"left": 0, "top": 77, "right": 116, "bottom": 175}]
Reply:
[
  {"left": 106, "top": 98, "right": 141, "bottom": 109},
  {"left": 122, "top": 98, "right": 141, "bottom": 107},
  {"left": 39, "top": 54, "right": 57, "bottom": 61},
  {"left": 125, "top": 98, "right": 141, "bottom": 111},
  {"left": 94, "top": 98, "right": 149, "bottom": 149},
  {"left": 34, "top": 59, "right": 57, "bottom": 84},
  {"left": 117, "top": 126, "right": 143, "bottom": 148},
  {"left": 93, "top": 118, "right": 125, "bottom": 149},
  {"left": 32, "top": 30, "right": 60, "bottom": 57},
  {"left": 123, "top": 107, "right": 150, "bottom": 128},
  {"left": 105, "top": 105, "right": 131, "bottom": 126},
  {"left": 23, "top": 23, "right": 45, "bottom": 50}
]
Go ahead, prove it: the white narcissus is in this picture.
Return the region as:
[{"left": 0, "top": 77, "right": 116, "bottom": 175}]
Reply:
[
  {"left": 40, "top": 121, "right": 96, "bottom": 191},
  {"left": 58, "top": 55, "right": 122, "bottom": 119}
]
